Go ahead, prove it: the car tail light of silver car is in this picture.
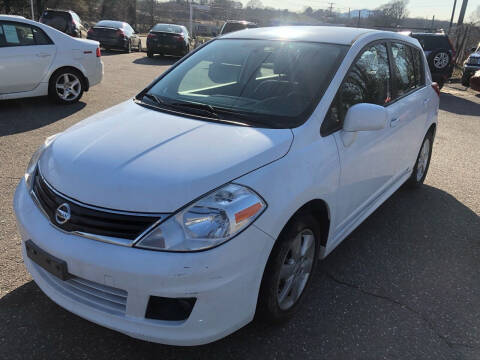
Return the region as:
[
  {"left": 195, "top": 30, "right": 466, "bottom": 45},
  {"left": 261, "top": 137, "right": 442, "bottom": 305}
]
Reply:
[{"left": 135, "top": 184, "right": 266, "bottom": 252}]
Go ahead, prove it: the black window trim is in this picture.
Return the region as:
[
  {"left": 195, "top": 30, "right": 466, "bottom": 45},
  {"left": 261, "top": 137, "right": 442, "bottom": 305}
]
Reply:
[
  {"left": 0, "top": 20, "right": 54, "bottom": 47},
  {"left": 320, "top": 39, "right": 393, "bottom": 137}
]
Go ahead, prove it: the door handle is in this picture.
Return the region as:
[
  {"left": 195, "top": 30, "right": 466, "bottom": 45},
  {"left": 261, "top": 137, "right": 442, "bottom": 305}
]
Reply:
[
  {"left": 36, "top": 53, "right": 51, "bottom": 58},
  {"left": 423, "top": 98, "right": 431, "bottom": 106},
  {"left": 390, "top": 118, "right": 400, "bottom": 127}
]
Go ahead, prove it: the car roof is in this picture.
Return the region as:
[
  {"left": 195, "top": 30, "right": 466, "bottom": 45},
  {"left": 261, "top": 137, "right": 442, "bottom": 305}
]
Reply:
[
  {"left": 0, "top": 14, "right": 33, "bottom": 22},
  {"left": 221, "top": 26, "right": 392, "bottom": 45},
  {"left": 411, "top": 32, "right": 447, "bottom": 37},
  {"left": 225, "top": 20, "right": 256, "bottom": 24}
]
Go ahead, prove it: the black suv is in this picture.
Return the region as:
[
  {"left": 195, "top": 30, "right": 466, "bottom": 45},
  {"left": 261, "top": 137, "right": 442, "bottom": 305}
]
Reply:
[
  {"left": 410, "top": 32, "right": 456, "bottom": 88},
  {"left": 39, "top": 9, "right": 87, "bottom": 38}
]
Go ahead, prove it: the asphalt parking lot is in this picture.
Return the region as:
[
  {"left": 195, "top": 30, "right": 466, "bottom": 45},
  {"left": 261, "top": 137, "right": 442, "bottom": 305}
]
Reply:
[{"left": 1, "top": 51, "right": 479, "bottom": 360}]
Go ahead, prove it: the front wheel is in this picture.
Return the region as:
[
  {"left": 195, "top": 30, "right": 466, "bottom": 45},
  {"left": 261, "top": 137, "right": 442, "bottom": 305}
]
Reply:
[
  {"left": 147, "top": 49, "right": 153, "bottom": 58},
  {"left": 406, "top": 132, "right": 434, "bottom": 188},
  {"left": 48, "top": 70, "right": 84, "bottom": 104},
  {"left": 461, "top": 73, "right": 471, "bottom": 87},
  {"left": 137, "top": 40, "right": 142, "bottom": 52},
  {"left": 125, "top": 40, "right": 131, "bottom": 53},
  {"left": 257, "top": 214, "right": 320, "bottom": 323}
]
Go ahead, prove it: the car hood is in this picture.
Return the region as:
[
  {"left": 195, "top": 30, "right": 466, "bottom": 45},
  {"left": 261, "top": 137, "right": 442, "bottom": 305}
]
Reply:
[{"left": 39, "top": 101, "right": 293, "bottom": 212}]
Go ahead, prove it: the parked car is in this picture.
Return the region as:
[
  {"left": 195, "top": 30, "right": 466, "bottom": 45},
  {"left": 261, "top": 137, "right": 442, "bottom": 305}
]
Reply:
[
  {"left": 87, "top": 20, "right": 142, "bottom": 53},
  {"left": 146, "top": 23, "right": 194, "bottom": 58},
  {"left": 39, "top": 9, "right": 87, "bottom": 38},
  {"left": 14, "top": 26, "right": 438, "bottom": 346},
  {"left": 409, "top": 32, "right": 456, "bottom": 88},
  {"left": 219, "top": 20, "right": 258, "bottom": 35},
  {"left": 461, "top": 42, "right": 480, "bottom": 86},
  {"left": 0, "top": 15, "right": 103, "bottom": 103}
]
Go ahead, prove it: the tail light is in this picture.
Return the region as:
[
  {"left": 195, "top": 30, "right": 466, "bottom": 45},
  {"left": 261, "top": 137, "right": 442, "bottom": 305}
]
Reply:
[
  {"left": 147, "top": 33, "right": 155, "bottom": 39},
  {"left": 96, "top": 47, "right": 101, "bottom": 57},
  {"left": 175, "top": 34, "right": 185, "bottom": 42},
  {"left": 431, "top": 82, "right": 440, "bottom": 96},
  {"left": 116, "top": 29, "right": 125, "bottom": 37},
  {"left": 87, "top": 28, "right": 94, "bottom": 36}
]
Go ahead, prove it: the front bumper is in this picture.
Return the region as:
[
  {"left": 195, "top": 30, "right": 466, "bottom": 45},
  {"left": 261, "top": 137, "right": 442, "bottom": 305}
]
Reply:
[
  {"left": 463, "top": 64, "right": 480, "bottom": 77},
  {"left": 14, "top": 179, "right": 274, "bottom": 345}
]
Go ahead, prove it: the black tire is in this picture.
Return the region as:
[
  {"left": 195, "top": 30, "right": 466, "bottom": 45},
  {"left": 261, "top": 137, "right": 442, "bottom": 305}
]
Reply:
[
  {"left": 461, "top": 73, "right": 471, "bottom": 87},
  {"left": 257, "top": 213, "right": 320, "bottom": 323},
  {"left": 428, "top": 49, "right": 451, "bottom": 71},
  {"left": 405, "top": 131, "right": 434, "bottom": 188},
  {"left": 125, "top": 40, "right": 131, "bottom": 53},
  {"left": 147, "top": 49, "right": 153, "bottom": 58},
  {"left": 137, "top": 40, "right": 142, "bottom": 52},
  {"left": 48, "top": 69, "right": 84, "bottom": 104}
]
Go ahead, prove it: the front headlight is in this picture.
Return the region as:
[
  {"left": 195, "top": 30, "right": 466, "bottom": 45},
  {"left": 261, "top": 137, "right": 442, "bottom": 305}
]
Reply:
[
  {"left": 135, "top": 184, "right": 266, "bottom": 251},
  {"left": 25, "top": 133, "right": 60, "bottom": 190}
]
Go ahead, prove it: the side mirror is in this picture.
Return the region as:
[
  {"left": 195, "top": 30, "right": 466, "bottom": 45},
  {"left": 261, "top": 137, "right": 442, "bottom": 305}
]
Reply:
[
  {"left": 84, "top": 23, "right": 89, "bottom": 30},
  {"left": 342, "top": 103, "right": 387, "bottom": 146}
]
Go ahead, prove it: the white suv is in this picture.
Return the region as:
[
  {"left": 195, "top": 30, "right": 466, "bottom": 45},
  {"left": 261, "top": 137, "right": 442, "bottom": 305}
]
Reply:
[
  {"left": 14, "top": 26, "right": 439, "bottom": 345},
  {"left": 0, "top": 15, "right": 103, "bottom": 103}
]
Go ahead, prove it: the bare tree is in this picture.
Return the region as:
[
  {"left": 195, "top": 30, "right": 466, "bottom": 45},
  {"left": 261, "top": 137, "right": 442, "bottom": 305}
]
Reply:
[
  {"left": 376, "top": 0, "right": 409, "bottom": 26},
  {"left": 246, "top": 0, "right": 263, "bottom": 10}
]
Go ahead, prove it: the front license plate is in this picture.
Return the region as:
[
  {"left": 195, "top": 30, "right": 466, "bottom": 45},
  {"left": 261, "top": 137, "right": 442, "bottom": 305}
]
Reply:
[{"left": 25, "top": 240, "right": 71, "bottom": 280}]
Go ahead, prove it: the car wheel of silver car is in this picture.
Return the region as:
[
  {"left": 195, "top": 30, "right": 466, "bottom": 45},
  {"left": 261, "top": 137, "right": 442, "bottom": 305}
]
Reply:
[
  {"left": 406, "top": 131, "right": 434, "bottom": 188},
  {"left": 49, "top": 69, "right": 84, "bottom": 104},
  {"left": 257, "top": 213, "right": 319, "bottom": 323}
]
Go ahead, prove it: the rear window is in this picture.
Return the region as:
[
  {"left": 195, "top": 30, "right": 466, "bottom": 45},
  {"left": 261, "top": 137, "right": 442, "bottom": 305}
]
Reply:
[
  {"left": 40, "top": 11, "right": 70, "bottom": 32},
  {"left": 151, "top": 24, "right": 182, "bottom": 33},
  {"left": 221, "top": 22, "right": 256, "bottom": 35},
  {"left": 96, "top": 21, "right": 124, "bottom": 29},
  {"left": 411, "top": 35, "right": 450, "bottom": 51}
]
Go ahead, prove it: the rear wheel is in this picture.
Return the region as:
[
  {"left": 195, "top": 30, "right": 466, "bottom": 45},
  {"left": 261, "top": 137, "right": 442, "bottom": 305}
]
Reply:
[
  {"left": 137, "top": 40, "right": 142, "bottom": 52},
  {"left": 49, "top": 69, "right": 84, "bottom": 104},
  {"left": 125, "top": 40, "right": 131, "bottom": 53},
  {"left": 406, "top": 132, "right": 434, "bottom": 188},
  {"left": 461, "top": 73, "right": 471, "bottom": 87},
  {"left": 147, "top": 49, "right": 153, "bottom": 58},
  {"left": 257, "top": 213, "right": 319, "bottom": 323}
]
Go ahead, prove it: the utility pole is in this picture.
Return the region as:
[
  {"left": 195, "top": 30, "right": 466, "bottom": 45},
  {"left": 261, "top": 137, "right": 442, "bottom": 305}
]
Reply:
[
  {"left": 357, "top": 10, "right": 361, "bottom": 27},
  {"left": 30, "top": 0, "right": 34, "bottom": 20},
  {"left": 189, "top": 1, "right": 193, "bottom": 36},
  {"left": 457, "top": 0, "right": 468, "bottom": 26},
  {"left": 431, "top": 15, "right": 435, "bottom": 29},
  {"left": 327, "top": 2, "right": 335, "bottom": 17},
  {"left": 348, "top": 8, "right": 350, "bottom": 19},
  {"left": 448, "top": 0, "right": 457, "bottom": 33}
]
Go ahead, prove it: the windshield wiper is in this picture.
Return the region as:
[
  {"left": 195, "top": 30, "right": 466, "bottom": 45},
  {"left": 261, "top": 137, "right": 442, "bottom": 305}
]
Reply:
[
  {"left": 169, "top": 101, "right": 219, "bottom": 118},
  {"left": 142, "top": 93, "right": 166, "bottom": 106}
]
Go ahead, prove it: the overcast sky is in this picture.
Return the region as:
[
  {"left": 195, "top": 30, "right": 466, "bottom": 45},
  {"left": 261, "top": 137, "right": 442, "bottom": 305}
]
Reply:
[{"left": 244, "top": 0, "right": 480, "bottom": 21}]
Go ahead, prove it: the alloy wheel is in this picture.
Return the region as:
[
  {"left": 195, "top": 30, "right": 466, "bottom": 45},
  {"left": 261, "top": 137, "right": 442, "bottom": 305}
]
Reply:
[
  {"left": 55, "top": 73, "right": 81, "bottom": 101},
  {"left": 277, "top": 229, "right": 315, "bottom": 310},
  {"left": 433, "top": 52, "right": 449, "bottom": 69},
  {"left": 416, "top": 138, "right": 431, "bottom": 181}
]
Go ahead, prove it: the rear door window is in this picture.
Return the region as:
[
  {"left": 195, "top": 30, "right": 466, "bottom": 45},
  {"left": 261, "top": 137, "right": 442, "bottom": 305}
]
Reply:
[
  {"left": 41, "top": 11, "right": 69, "bottom": 32},
  {"left": 411, "top": 35, "right": 450, "bottom": 51},
  {"left": 412, "top": 47, "right": 425, "bottom": 87},
  {"left": 391, "top": 42, "right": 416, "bottom": 98}
]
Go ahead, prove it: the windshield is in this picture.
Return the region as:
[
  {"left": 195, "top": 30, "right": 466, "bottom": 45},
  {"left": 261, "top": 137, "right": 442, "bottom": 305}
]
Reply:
[
  {"left": 141, "top": 39, "right": 348, "bottom": 128},
  {"left": 41, "top": 11, "right": 69, "bottom": 32},
  {"left": 151, "top": 24, "right": 183, "bottom": 33}
]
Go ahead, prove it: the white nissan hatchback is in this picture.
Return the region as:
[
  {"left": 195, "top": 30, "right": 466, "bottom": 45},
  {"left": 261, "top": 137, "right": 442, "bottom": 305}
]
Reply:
[
  {"left": 14, "top": 27, "right": 439, "bottom": 345},
  {"left": 0, "top": 15, "right": 103, "bottom": 103}
]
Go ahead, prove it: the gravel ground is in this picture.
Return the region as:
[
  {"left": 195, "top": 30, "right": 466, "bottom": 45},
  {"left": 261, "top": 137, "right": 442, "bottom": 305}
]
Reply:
[{"left": 0, "top": 52, "right": 479, "bottom": 359}]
